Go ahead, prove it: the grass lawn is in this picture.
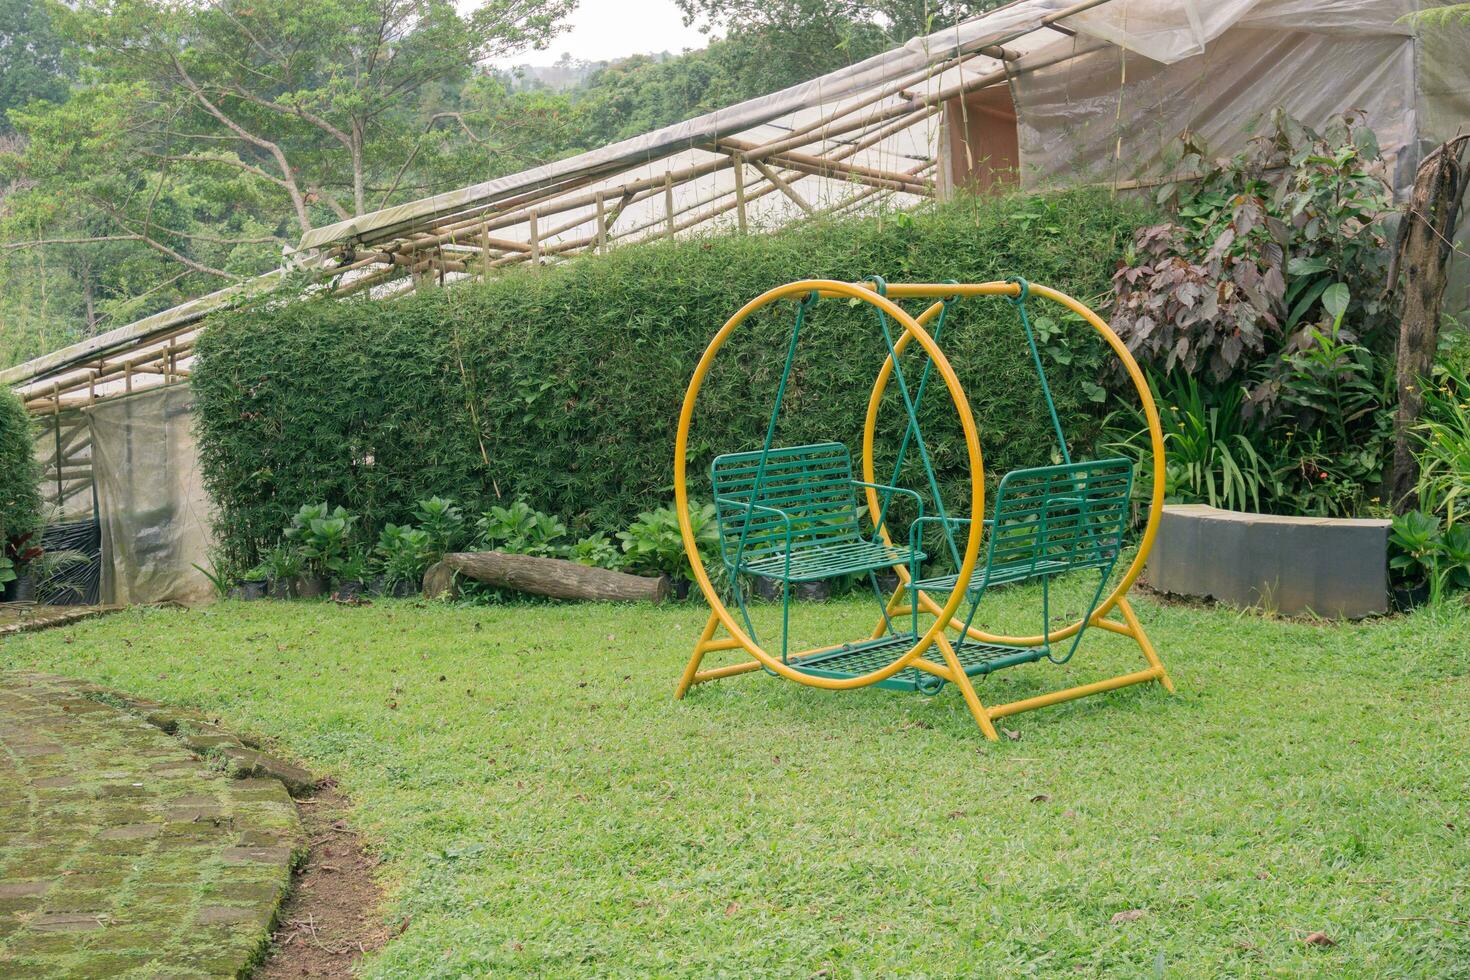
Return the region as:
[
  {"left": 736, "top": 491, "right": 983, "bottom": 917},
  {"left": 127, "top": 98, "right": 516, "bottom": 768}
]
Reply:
[{"left": 4, "top": 589, "right": 1469, "bottom": 977}]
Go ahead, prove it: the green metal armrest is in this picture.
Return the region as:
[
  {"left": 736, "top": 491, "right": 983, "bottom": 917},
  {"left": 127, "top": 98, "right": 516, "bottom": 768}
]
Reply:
[
  {"left": 713, "top": 495, "right": 794, "bottom": 574},
  {"left": 850, "top": 479, "right": 923, "bottom": 534}
]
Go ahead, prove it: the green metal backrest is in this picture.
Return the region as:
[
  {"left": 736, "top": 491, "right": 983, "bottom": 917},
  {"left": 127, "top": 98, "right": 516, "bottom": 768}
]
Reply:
[
  {"left": 710, "top": 442, "right": 863, "bottom": 564},
  {"left": 984, "top": 457, "right": 1133, "bottom": 585}
]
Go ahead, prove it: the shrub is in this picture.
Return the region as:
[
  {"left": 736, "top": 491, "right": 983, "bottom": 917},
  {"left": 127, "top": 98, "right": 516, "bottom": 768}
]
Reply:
[
  {"left": 193, "top": 188, "right": 1153, "bottom": 567},
  {"left": 0, "top": 387, "right": 42, "bottom": 545},
  {"left": 1111, "top": 111, "right": 1392, "bottom": 388}
]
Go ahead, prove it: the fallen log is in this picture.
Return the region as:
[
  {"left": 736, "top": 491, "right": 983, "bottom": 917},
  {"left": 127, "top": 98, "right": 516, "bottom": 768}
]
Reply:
[{"left": 423, "top": 551, "right": 670, "bottom": 603}]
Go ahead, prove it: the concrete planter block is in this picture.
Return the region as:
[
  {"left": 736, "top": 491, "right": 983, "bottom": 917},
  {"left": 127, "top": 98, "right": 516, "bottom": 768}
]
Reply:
[{"left": 1147, "top": 504, "right": 1390, "bottom": 618}]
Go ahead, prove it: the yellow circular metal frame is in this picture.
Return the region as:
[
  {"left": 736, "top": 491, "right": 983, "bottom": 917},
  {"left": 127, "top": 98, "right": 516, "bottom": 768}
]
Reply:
[
  {"left": 674, "top": 279, "right": 986, "bottom": 689},
  {"left": 859, "top": 281, "right": 1167, "bottom": 648}
]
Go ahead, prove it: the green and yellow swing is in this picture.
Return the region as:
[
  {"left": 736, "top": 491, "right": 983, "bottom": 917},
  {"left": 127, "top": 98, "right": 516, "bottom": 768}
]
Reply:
[{"left": 672, "top": 277, "right": 1173, "bottom": 740}]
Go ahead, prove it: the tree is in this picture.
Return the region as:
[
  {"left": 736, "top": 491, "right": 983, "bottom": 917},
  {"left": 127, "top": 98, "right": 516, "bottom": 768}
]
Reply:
[
  {"left": 672, "top": 0, "right": 1005, "bottom": 86},
  {"left": 2, "top": 0, "right": 575, "bottom": 283},
  {"left": 0, "top": 0, "right": 575, "bottom": 361},
  {"left": 1387, "top": 135, "right": 1470, "bottom": 509},
  {"left": 0, "top": 0, "right": 69, "bottom": 133}
]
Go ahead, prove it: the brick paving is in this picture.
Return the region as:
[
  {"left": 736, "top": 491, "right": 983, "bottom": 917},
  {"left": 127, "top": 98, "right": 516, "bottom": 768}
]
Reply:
[{"left": 0, "top": 672, "right": 303, "bottom": 978}]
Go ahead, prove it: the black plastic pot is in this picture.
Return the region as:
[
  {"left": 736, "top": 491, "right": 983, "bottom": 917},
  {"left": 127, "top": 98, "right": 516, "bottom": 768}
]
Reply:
[
  {"left": 1391, "top": 581, "right": 1430, "bottom": 612},
  {"left": 748, "top": 577, "right": 783, "bottom": 602},
  {"left": 671, "top": 578, "right": 692, "bottom": 600},
  {"left": 295, "top": 574, "right": 328, "bottom": 599},
  {"left": 237, "top": 580, "right": 268, "bottom": 601},
  {"left": 2, "top": 573, "right": 36, "bottom": 604},
  {"left": 872, "top": 570, "right": 900, "bottom": 595},
  {"left": 268, "top": 577, "right": 294, "bottom": 600},
  {"left": 389, "top": 579, "right": 419, "bottom": 598},
  {"left": 795, "top": 579, "right": 831, "bottom": 602},
  {"left": 335, "top": 580, "right": 367, "bottom": 601}
]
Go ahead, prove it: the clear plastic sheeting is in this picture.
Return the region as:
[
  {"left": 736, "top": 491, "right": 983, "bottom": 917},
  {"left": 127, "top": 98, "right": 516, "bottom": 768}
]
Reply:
[
  {"left": 33, "top": 409, "right": 94, "bottom": 524},
  {"left": 87, "top": 385, "right": 215, "bottom": 606},
  {"left": 1014, "top": 26, "right": 1419, "bottom": 194},
  {"left": 1066, "top": 0, "right": 1254, "bottom": 63}
]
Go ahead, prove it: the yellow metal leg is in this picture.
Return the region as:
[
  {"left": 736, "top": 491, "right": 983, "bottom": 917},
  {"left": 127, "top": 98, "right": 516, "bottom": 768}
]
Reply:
[
  {"left": 676, "top": 610, "right": 764, "bottom": 698},
  {"left": 1112, "top": 596, "right": 1174, "bottom": 693},
  {"left": 674, "top": 611, "right": 719, "bottom": 699},
  {"left": 933, "top": 632, "right": 1000, "bottom": 741}
]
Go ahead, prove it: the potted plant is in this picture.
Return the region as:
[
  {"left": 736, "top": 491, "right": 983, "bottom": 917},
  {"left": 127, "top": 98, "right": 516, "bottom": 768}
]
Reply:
[
  {"left": 377, "top": 523, "right": 432, "bottom": 597},
  {"left": 262, "top": 544, "right": 302, "bottom": 599},
  {"left": 2, "top": 531, "right": 43, "bottom": 603},
  {"left": 285, "top": 502, "right": 357, "bottom": 598},
  {"left": 238, "top": 563, "right": 269, "bottom": 601},
  {"left": 334, "top": 549, "right": 373, "bottom": 600},
  {"left": 617, "top": 502, "right": 718, "bottom": 599}
]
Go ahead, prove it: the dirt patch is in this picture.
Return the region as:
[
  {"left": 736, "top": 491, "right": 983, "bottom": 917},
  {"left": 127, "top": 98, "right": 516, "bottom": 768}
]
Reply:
[{"left": 257, "top": 785, "right": 390, "bottom": 978}]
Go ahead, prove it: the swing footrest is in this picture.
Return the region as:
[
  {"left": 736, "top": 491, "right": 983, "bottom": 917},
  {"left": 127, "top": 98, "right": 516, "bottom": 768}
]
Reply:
[{"left": 790, "top": 635, "right": 1046, "bottom": 692}]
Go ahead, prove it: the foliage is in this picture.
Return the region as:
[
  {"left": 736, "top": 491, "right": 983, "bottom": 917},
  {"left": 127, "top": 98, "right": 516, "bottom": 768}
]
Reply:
[
  {"left": 567, "top": 532, "right": 622, "bottom": 570},
  {"left": 1110, "top": 111, "right": 1392, "bottom": 386},
  {"left": 0, "top": 0, "right": 70, "bottom": 134},
  {"left": 1403, "top": 4, "right": 1470, "bottom": 28},
  {"left": 0, "top": 386, "right": 42, "bottom": 543},
  {"left": 0, "top": 553, "right": 12, "bottom": 587},
  {"left": 0, "top": 0, "right": 575, "bottom": 361},
  {"left": 336, "top": 548, "right": 374, "bottom": 585},
  {"left": 9, "top": 598, "right": 1470, "bottom": 976},
  {"left": 1253, "top": 292, "right": 1394, "bottom": 517},
  {"left": 1109, "top": 373, "right": 1271, "bottom": 513},
  {"left": 673, "top": 0, "right": 1004, "bottom": 90},
  {"left": 1414, "top": 361, "right": 1470, "bottom": 525},
  {"left": 376, "top": 523, "right": 433, "bottom": 587},
  {"left": 1389, "top": 510, "right": 1470, "bottom": 603},
  {"left": 283, "top": 503, "right": 358, "bottom": 577},
  {"left": 258, "top": 543, "right": 302, "bottom": 583},
  {"left": 1107, "top": 112, "right": 1397, "bottom": 518},
  {"left": 474, "top": 500, "right": 567, "bottom": 557},
  {"left": 413, "top": 496, "right": 467, "bottom": 559},
  {"left": 617, "top": 502, "right": 719, "bottom": 581},
  {"left": 193, "top": 189, "right": 1151, "bottom": 568}
]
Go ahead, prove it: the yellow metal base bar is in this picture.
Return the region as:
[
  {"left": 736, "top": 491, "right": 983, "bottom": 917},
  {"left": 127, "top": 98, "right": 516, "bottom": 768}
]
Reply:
[
  {"left": 680, "top": 594, "right": 1173, "bottom": 738},
  {"left": 986, "top": 666, "right": 1163, "bottom": 720}
]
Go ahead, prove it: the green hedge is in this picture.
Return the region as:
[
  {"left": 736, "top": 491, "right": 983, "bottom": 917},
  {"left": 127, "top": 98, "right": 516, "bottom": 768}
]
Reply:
[
  {"left": 0, "top": 387, "right": 42, "bottom": 542},
  {"left": 193, "top": 189, "right": 1153, "bottom": 567}
]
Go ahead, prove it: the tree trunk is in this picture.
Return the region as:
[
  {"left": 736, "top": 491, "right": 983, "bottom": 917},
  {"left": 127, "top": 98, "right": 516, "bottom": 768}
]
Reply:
[
  {"left": 423, "top": 551, "right": 670, "bottom": 603},
  {"left": 1388, "top": 134, "right": 1470, "bottom": 512}
]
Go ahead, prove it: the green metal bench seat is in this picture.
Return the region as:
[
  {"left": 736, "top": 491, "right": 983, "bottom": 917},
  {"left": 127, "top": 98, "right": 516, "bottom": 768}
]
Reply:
[
  {"left": 711, "top": 442, "right": 925, "bottom": 583},
  {"left": 785, "top": 456, "right": 1134, "bottom": 690},
  {"left": 911, "top": 457, "right": 1132, "bottom": 597}
]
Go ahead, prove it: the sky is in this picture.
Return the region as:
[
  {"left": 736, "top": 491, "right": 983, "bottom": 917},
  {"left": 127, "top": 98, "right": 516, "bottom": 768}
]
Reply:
[{"left": 491, "top": 0, "right": 712, "bottom": 68}]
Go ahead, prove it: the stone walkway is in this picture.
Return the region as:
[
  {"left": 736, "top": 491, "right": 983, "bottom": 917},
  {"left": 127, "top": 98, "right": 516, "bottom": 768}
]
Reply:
[
  {"left": 0, "top": 672, "right": 303, "bottom": 978},
  {"left": 0, "top": 606, "right": 119, "bottom": 638}
]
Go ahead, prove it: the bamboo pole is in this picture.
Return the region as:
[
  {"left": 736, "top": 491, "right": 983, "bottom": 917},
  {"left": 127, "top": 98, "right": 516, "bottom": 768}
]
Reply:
[
  {"left": 595, "top": 192, "right": 607, "bottom": 252},
  {"left": 731, "top": 153, "right": 748, "bottom": 233},
  {"left": 664, "top": 172, "right": 675, "bottom": 238},
  {"left": 751, "top": 160, "right": 815, "bottom": 213},
  {"left": 718, "top": 137, "right": 934, "bottom": 191}
]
